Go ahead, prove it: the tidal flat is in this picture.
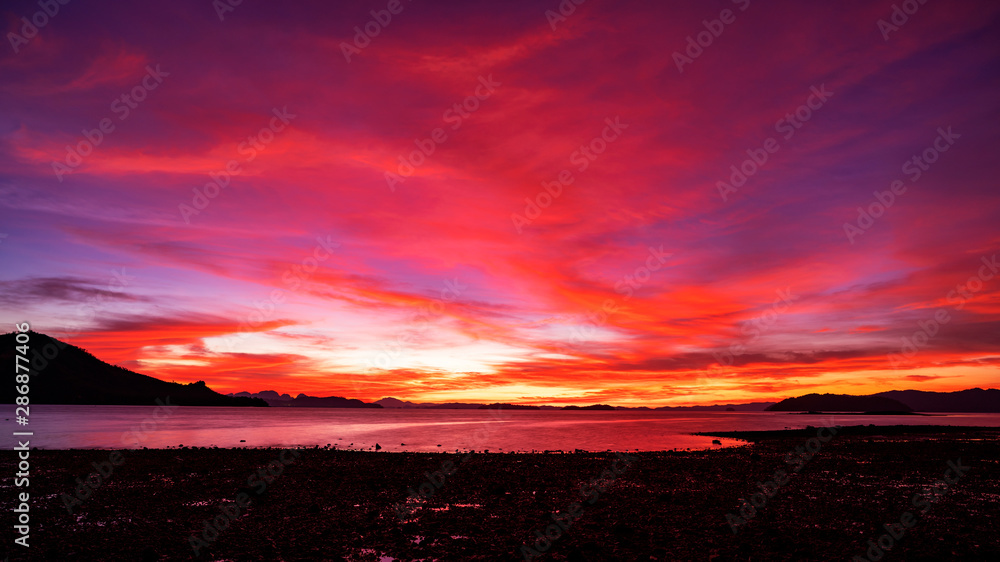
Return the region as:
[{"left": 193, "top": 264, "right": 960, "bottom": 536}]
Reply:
[{"left": 2, "top": 426, "right": 998, "bottom": 561}]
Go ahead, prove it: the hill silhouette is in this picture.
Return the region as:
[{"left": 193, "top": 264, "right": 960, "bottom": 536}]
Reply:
[
  {"left": 767, "top": 393, "right": 911, "bottom": 412},
  {"left": 875, "top": 388, "right": 1000, "bottom": 412},
  {"left": 228, "top": 390, "right": 382, "bottom": 408},
  {"left": 768, "top": 389, "right": 1000, "bottom": 412},
  {"left": 1, "top": 331, "right": 266, "bottom": 406},
  {"left": 563, "top": 404, "right": 617, "bottom": 410}
]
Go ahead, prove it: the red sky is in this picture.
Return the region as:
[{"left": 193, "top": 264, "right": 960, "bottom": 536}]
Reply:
[{"left": 1, "top": 0, "right": 998, "bottom": 406}]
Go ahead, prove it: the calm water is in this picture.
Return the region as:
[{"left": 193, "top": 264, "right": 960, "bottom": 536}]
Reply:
[{"left": 4, "top": 406, "right": 999, "bottom": 452}]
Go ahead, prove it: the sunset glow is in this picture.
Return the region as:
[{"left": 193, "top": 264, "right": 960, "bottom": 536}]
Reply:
[{"left": 2, "top": 0, "right": 998, "bottom": 405}]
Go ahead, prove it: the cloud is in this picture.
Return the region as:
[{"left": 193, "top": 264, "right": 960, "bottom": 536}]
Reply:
[
  {"left": 1, "top": 0, "right": 998, "bottom": 403},
  {"left": 0, "top": 276, "right": 146, "bottom": 306}
]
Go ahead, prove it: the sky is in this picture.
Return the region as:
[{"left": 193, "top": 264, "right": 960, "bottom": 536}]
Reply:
[{"left": 1, "top": 0, "right": 998, "bottom": 406}]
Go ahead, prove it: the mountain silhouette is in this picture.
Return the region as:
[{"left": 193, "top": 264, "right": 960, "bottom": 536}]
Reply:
[
  {"left": 1, "top": 331, "right": 266, "bottom": 406},
  {"left": 767, "top": 393, "right": 912, "bottom": 412},
  {"left": 767, "top": 389, "right": 1000, "bottom": 412},
  {"left": 874, "top": 388, "right": 1000, "bottom": 412}
]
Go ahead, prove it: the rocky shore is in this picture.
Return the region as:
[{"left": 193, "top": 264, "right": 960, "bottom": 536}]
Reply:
[{"left": 2, "top": 426, "right": 998, "bottom": 561}]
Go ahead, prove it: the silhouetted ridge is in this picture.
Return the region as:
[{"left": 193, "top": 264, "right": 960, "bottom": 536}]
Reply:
[
  {"left": 562, "top": 404, "right": 617, "bottom": 410},
  {"left": 766, "top": 393, "right": 911, "bottom": 412},
  {"left": 766, "top": 389, "right": 1000, "bottom": 413},
  {"left": 477, "top": 403, "right": 540, "bottom": 410},
  {"left": 875, "top": 388, "right": 1000, "bottom": 412},
  {"left": 227, "top": 391, "right": 380, "bottom": 408},
  {"left": 0, "top": 331, "right": 266, "bottom": 406}
]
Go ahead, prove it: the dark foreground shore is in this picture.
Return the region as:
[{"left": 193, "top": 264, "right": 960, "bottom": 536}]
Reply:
[{"left": 2, "top": 426, "right": 998, "bottom": 561}]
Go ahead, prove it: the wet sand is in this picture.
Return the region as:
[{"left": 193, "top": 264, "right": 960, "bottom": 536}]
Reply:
[{"left": 2, "top": 426, "right": 998, "bottom": 561}]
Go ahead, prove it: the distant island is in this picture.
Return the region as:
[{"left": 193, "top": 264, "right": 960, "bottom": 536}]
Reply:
[
  {"left": 477, "top": 403, "right": 540, "bottom": 410},
  {"left": 563, "top": 404, "right": 617, "bottom": 410},
  {"left": 374, "top": 397, "right": 494, "bottom": 410},
  {"left": 767, "top": 389, "right": 1000, "bottom": 413},
  {"left": 228, "top": 391, "right": 381, "bottom": 408},
  {"left": 874, "top": 389, "right": 1000, "bottom": 412},
  {"left": 373, "top": 397, "right": 778, "bottom": 411},
  {"left": 767, "top": 394, "right": 912, "bottom": 413},
  {"left": 0, "top": 332, "right": 266, "bottom": 407},
  {"left": 655, "top": 401, "right": 775, "bottom": 411}
]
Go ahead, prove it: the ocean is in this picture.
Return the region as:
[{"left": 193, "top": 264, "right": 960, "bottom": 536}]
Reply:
[{"left": 6, "top": 405, "right": 999, "bottom": 451}]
